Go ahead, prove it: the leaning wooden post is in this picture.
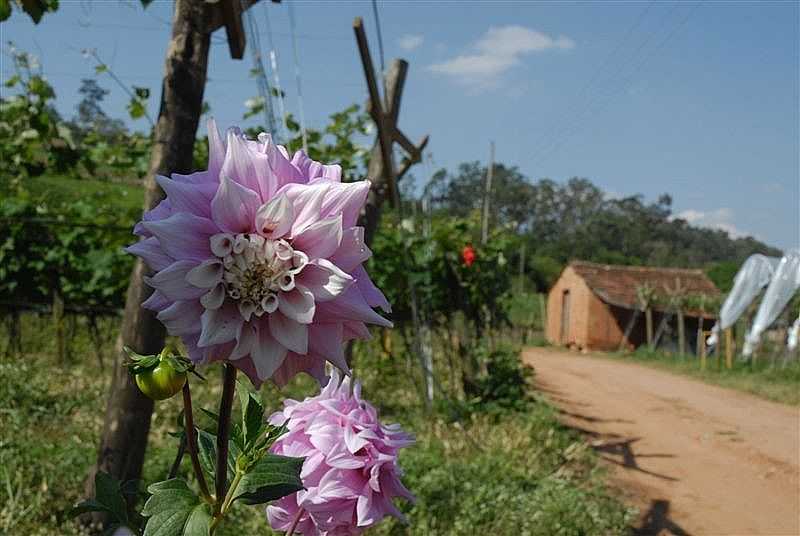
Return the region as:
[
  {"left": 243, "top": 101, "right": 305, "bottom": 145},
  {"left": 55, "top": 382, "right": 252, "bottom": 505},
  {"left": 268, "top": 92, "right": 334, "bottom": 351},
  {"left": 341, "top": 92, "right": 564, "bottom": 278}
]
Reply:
[{"left": 86, "top": 0, "right": 260, "bottom": 526}]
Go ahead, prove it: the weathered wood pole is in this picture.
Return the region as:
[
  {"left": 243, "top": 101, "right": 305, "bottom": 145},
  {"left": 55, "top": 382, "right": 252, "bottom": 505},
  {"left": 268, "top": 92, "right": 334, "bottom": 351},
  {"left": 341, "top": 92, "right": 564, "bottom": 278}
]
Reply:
[
  {"left": 677, "top": 307, "right": 685, "bottom": 356},
  {"left": 53, "top": 287, "right": 65, "bottom": 363},
  {"left": 85, "top": 0, "right": 212, "bottom": 523},
  {"left": 480, "top": 141, "right": 494, "bottom": 245},
  {"left": 645, "top": 306, "right": 654, "bottom": 350},
  {"left": 725, "top": 327, "right": 733, "bottom": 369},
  {"left": 700, "top": 330, "right": 707, "bottom": 370}
]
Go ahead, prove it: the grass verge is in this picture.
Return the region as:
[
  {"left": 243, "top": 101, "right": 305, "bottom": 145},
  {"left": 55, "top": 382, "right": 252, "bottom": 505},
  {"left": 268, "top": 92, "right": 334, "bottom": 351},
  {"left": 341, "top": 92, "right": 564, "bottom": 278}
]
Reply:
[
  {"left": 605, "top": 348, "right": 800, "bottom": 406},
  {"left": 1, "top": 316, "right": 635, "bottom": 535}
]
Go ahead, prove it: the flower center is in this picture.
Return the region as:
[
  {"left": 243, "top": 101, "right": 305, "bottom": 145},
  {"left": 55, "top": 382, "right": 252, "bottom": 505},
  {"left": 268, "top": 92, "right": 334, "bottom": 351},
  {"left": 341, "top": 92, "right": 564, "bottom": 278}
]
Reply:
[{"left": 211, "top": 233, "right": 308, "bottom": 320}]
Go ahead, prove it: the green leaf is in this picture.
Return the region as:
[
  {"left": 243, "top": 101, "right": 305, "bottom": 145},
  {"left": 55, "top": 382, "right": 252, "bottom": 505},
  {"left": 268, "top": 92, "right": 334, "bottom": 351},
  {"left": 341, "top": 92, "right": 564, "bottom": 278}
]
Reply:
[
  {"left": 95, "top": 64, "right": 108, "bottom": 74},
  {"left": 127, "top": 99, "right": 146, "bottom": 120},
  {"left": 0, "top": 0, "right": 11, "bottom": 22},
  {"left": 133, "top": 86, "right": 150, "bottom": 100},
  {"left": 233, "top": 454, "right": 304, "bottom": 505},
  {"left": 142, "top": 479, "right": 211, "bottom": 536},
  {"left": 196, "top": 429, "right": 217, "bottom": 479},
  {"left": 70, "top": 471, "right": 129, "bottom": 525},
  {"left": 195, "top": 428, "right": 240, "bottom": 486},
  {"left": 236, "top": 381, "right": 265, "bottom": 450}
]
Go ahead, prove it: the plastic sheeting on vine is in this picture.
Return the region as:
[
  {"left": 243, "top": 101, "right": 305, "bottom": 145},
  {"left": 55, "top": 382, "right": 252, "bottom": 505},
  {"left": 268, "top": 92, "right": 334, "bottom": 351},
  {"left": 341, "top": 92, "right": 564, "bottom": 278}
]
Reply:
[
  {"left": 743, "top": 250, "right": 800, "bottom": 357},
  {"left": 788, "top": 315, "right": 800, "bottom": 351},
  {"left": 707, "top": 254, "right": 780, "bottom": 347}
]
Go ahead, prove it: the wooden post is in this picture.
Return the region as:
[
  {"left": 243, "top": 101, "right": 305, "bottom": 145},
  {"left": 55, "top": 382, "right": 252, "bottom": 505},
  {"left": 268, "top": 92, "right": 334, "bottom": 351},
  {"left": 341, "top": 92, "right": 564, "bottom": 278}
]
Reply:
[
  {"left": 618, "top": 308, "right": 640, "bottom": 352},
  {"left": 86, "top": 0, "right": 261, "bottom": 526},
  {"left": 645, "top": 307, "right": 654, "bottom": 350},
  {"left": 700, "top": 329, "right": 707, "bottom": 370},
  {"left": 725, "top": 327, "right": 733, "bottom": 369},
  {"left": 480, "top": 141, "right": 494, "bottom": 245},
  {"left": 677, "top": 308, "right": 685, "bottom": 356},
  {"left": 518, "top": 242, "right": 525, "bottom": 292},
  {"left": 53, "top": 287, "right": 65, "bottom": 363},
  {"left": 353, "top": 18, "right": 428, "bottom": 246},
  {"left": 696, "top": 296, "right": 706, "bottom": 357},
  {"left": 539, "top": 293, "right": 547, "bottom": 334}
]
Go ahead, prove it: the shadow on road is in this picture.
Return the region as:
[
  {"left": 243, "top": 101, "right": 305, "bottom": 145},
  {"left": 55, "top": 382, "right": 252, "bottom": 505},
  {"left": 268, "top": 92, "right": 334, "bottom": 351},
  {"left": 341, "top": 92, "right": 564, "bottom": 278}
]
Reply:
[
  {"left": 593, "top": 437, "right": 678, "bottom": 482},
  {"left": 634, "top": 499, "right": 692, "bottom": 536}
]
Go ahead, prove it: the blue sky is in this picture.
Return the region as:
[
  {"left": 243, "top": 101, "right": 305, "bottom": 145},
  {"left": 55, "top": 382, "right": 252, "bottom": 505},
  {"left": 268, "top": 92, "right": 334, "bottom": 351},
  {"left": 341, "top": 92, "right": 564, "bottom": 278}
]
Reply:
[{"left": 1, "top": 1, "right": 798, "bottom": 251}]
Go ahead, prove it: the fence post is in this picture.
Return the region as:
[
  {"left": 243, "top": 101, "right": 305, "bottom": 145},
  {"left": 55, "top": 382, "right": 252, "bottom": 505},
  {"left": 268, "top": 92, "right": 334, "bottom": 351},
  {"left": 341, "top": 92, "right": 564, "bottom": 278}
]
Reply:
[
  {"left": 700, "top": 329, "right": 707, "bottom": 371},
  {"left": 53, "top": 288, "right": 65, "bottom": 364},
  {"left": 538, "top": 293, "right": 547, "bottom": 334},
  {"left": 725, "top": 327, "right": 733, "bottom": 369}
]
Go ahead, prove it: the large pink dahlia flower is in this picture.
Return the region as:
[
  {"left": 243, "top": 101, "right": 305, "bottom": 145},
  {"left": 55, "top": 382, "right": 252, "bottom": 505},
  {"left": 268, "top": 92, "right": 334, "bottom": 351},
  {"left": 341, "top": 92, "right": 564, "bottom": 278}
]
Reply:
[
  {"left": 127, "top": 120, "right": 391, "bottom": 386},
  {"left": 266, "top": 370, "right": 414, "bottom": 535}
]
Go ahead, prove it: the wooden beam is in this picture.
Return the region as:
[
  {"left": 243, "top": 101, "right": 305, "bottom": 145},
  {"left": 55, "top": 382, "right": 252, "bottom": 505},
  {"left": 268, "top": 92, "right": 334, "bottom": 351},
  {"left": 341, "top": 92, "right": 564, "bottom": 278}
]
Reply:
[
  {"left": 222, "top": 0, "right": 246, "bottom": 59},
  {"left": 353, "top": 17, "right": 397, "bottom": 206},
  {"left": 396, "top": 134, "right": 429, "bottom": 181}
]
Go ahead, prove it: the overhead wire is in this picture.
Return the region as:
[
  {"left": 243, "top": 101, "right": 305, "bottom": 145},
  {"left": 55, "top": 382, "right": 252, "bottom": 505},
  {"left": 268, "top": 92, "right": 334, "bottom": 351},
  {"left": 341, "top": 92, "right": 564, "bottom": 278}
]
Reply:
[
  {"left": 262, "top": 3, "right": 289, "bottom": 141},
  {"left": 286, "top": 0, "right": 309, "bottom": 153},
  {"left": 525, "top": 2, "right": 699, "bottom": 172},
  {"left": 522, "top": 1, "right": 656, "bottom": 163},
  {"left": 371, "top": 0, "right": 386, "bottom": 83},
  {"left": 242, "top": 0, "right": 279, "bottom": 137},
  {"left": 533, "top": 0, "right": 703, "bottom": 170}
]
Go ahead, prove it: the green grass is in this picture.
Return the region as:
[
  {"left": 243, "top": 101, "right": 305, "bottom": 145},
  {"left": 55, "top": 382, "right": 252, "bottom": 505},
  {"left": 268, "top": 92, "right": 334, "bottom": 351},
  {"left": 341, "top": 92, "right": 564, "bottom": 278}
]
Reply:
[
  {"left": 605, "top": 348, "right": 800, "bottom": 406},
  {"left": 2, "top": 174, "right": 145, "bottom": 214},
  {"left": 1, "top": 315, "right": 634, "bottom": 535}
]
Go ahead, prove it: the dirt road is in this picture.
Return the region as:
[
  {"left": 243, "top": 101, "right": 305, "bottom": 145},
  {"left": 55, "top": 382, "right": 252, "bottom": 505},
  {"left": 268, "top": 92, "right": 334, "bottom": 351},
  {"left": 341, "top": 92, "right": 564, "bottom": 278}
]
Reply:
[{"left": 523, "top": 348, "right": 800, "bottom": 536}]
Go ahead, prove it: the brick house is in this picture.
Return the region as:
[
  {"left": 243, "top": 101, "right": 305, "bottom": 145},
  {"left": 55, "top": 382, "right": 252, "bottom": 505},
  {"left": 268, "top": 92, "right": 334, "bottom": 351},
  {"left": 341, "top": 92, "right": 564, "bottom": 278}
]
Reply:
[{"left": 546, "top": 261, "right": 720, "bottom": 352}]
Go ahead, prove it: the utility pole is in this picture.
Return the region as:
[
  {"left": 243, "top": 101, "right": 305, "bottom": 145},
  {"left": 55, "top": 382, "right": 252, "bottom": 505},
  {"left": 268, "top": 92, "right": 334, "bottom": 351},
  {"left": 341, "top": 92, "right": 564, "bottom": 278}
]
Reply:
[
  {"left": 481, "top": 141, "right": 495, "bottom": 245},
  {"left": 86, "top": 0, "right": 259, "bottom": 527}
]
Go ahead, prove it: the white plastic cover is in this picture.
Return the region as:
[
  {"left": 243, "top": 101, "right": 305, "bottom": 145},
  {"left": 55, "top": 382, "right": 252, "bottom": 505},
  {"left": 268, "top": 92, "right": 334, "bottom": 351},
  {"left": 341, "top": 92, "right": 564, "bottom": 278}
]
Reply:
[
  {"left": 707, "top": 254, "right": 780, "bottom": 347},
  {"left": 788, "top": 315, "right": 800, "bottom": 351},
  {"left": 743, "top": 250, "right": 800, "bottom": 357}
]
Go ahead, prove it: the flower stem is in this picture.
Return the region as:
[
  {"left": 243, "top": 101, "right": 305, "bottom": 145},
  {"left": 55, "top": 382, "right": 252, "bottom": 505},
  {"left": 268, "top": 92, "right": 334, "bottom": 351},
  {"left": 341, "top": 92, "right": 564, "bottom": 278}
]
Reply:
[
  {"left": 286, "top": 507, "right": 305, "bottom": 536},
  {"left": 219, "top": 468, "right": 244, "bottom": 515},
  {"left": 182, "top": 382, "right": 212, "bottom": 502},
  {"left": 214, "top": 364, "right": 237, "bottom": 516},
  {"left": 167, "top": 425, "right": 186, "bottom": 479}
]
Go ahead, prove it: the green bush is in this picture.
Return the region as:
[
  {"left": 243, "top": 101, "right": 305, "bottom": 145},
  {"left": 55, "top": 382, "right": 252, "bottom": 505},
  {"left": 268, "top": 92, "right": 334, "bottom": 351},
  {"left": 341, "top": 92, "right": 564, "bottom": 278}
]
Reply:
[
  {"left": 372, "top": 408, "right": 635, "bottom": 536},
  {"left": 467, "top": 344, "right": 534, "bottom": 413}
]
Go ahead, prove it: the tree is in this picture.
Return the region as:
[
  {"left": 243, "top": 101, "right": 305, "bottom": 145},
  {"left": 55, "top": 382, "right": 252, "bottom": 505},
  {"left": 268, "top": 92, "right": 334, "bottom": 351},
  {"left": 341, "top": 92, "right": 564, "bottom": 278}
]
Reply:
[{"left": 425, "top": 161, "right": 537, "bottom": 232}]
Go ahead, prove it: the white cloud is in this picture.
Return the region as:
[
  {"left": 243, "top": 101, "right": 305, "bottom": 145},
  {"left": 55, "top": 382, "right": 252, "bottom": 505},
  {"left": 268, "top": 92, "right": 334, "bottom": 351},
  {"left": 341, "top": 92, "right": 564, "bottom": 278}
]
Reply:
[
  {"left": 673, "top": 207, "right": 750, "bottom": 238},
  {"left": 398, "top": 34, "right": 424, "bottom": 51},
  {"left": 428, "top": 25, "right": 575, "bottom": 91}
]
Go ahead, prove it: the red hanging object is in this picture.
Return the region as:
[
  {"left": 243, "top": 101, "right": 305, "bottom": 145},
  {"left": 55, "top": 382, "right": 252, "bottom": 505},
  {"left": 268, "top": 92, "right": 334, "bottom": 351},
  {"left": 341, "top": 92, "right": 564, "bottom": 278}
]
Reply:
[{"left": 462, "top": 244, "right": 476, "bottom": 267}]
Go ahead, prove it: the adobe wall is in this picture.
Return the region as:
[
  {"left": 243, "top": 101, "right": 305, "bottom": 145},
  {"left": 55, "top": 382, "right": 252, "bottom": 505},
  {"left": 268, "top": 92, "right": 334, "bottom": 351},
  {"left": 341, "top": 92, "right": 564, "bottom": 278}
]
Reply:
[
  {"left": 586, "top": 291, "right": 626, "bottom": 350},
  {"left": 546, "top": 266, "right": 595, "bottom": 348}
]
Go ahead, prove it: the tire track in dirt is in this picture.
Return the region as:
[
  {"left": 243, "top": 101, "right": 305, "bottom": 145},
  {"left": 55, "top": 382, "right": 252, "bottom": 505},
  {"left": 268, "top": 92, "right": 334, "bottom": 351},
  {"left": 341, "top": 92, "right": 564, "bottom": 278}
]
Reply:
[{"left": 523, "top": 347, "right": 800, "bottom": 536}]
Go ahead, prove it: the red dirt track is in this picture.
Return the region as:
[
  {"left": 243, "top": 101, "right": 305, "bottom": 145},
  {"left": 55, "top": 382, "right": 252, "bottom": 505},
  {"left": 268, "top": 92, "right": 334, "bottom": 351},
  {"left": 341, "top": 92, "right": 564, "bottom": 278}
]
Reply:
[{"left": 523, "top": 348, "right": 800, "bottom": 536}]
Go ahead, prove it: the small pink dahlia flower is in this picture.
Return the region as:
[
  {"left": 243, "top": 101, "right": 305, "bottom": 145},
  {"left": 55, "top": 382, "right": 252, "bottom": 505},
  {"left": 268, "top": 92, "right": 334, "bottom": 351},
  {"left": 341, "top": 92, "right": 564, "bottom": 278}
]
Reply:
[
  {"left": 127, "top": 120, "right": 391, "bottom": 386},
  {"left": 267, "top": 370, "right": 415, "bottom": 535}
]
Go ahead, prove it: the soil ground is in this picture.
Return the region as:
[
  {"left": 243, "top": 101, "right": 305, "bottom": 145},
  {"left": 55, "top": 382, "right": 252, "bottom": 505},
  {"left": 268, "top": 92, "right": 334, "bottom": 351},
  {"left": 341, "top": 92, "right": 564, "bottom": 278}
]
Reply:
[{"left": 522, "top": 347, "right": 800, "bottom": 536}]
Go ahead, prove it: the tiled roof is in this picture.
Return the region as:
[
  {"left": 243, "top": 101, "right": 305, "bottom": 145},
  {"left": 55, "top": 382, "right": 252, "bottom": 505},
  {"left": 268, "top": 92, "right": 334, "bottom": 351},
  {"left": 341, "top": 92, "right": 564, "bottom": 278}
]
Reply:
[{"left": 570, "top": 260, "right": 720, "bottom": 312}]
